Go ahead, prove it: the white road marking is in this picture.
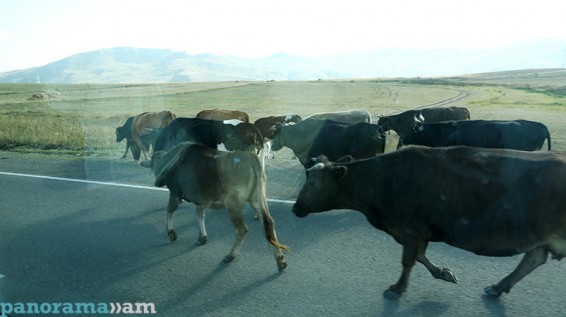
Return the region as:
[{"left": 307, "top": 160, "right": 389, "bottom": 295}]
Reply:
[{"left": 0, "top": 171, "right": 295, "bottom": 204}]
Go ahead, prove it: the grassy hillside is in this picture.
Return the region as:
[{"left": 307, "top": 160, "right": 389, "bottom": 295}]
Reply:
[{"left": 0, "top": 71, "right": 565, "bottom": 156}]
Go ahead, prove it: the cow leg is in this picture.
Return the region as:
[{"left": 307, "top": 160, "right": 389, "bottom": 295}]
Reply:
[
  {"left": 384, "top": 242, "right": 419, "bottom": 299},
  {"left": 122, "top": 142, "right": 130, "bottom": 158},
  {"left": 484, "top": 247, "right": 548, "bottom": 297},
  {"left": 416, "top": 242, "right": 459, "bottom": 284},
  {"left": 263, "top": 211, "right": 287, "bottom": 272},
  {"left": 132, "top": 129, "right": 149, "bottom": 160},
  {"left": 224, "top": 209, "right": 248, "bottom": 263},
  {"left": 195, "top": 206, "right": 207, "bottom": 245},
  {"left": 166, "top": 193, "right": 181, "bottom": 242}
]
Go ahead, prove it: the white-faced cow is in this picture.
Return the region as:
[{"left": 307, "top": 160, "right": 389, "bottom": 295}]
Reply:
[
  {"left": 196, "top": 109, "right": 250, "bottom": 123},
  {"left": 131, "top": 111, "right": 176, "bottom": 160},
  {"left": 115, "top": 115, "right": 156, "bottom": 161},
  {"left": 400, "top": 119, "right": 551, "bottom": 151},
  {"left": 152, "top": 117, "right": 263, "bottom": 156},
  {"left": 254, "top": 114, "right": 302, "bottom": 159},
  {"left": 304, "top": 109, "right": 372, "bottom": 124},
  {"left": 293, "top": 146, "right": 566, "bottom": 299},
  {"left": 377, "top": 106, "right": 470, "bottom": 148},
  {"left": 141, "top": 142, "right": 289, "bottom": 271},
  {"left": 270, "top": 119, "right": 386, "bottom": 169}
]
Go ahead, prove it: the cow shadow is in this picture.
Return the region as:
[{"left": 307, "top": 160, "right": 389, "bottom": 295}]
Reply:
[
  {"left": 379, "top": 300, "right": 450, "bottom": 317},
  {"left": 0, "top": 201, "right": 208, "bottom": 303}
]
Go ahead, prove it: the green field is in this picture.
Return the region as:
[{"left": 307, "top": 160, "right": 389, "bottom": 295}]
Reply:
[{"left": 1, "top": 69, "right": 565, "bottom": 156}]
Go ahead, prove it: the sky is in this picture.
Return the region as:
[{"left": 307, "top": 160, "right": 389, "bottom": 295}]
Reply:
[{"left": 1, "top": 0, "right": 566, "bottom": 72}]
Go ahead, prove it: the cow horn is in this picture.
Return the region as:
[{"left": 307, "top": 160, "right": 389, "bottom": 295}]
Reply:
[
  {"left": 413, "top": 114, "right": 421, "bottom": 123},
  {"left": 418, "top": 112, "right": 425, "bottom": 122},
  {"left": 306, "top": 163, "right": 325, "bottom": 172}
]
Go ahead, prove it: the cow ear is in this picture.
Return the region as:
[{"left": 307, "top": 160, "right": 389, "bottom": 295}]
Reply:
[{"left": 332, "top": 166, "right": 347, "bottom": 179}]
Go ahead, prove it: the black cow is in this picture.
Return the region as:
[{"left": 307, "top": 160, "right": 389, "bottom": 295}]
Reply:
[
  {"left": 293, "top": 146, "right": 566, "bottom": 299},
  {"left": 115, "top": 116, "right": 156, "bottom": 161},
  {"left": 270, "top": 119, "right": 386, "bottom": 169},
  {"left": 141, "top": 142, "right": 288, "bottom": 271},
  {"left": 377, "top": 106, "right": 470, "bottom": 148},
  {"left": 400, "top": 119, "right": 551, "bottom": 151},
  {"left": 152, "top": 117, "right": 264, "bottom": 155}
]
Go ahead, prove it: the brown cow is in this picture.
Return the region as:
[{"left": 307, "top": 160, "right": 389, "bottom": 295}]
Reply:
[
  {"left": 293, "top": 146, "right": 566, "bottom": 299},
  {"left": 196, "top": 109, "right": 250, "bottom": 123},
  {"left": 131, "top": 111, "right": 176, "bottom": 160},
  {"left": 115, "top": 115, "right": 156, "bottom": 161},
  {"left": 141, "top": 141, "right": 289, "bottom": 271}
]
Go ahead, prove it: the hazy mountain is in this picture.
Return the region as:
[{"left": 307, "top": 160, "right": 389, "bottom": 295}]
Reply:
[{"left": 1, "top": 40, "right": 565, "bottom": 83}]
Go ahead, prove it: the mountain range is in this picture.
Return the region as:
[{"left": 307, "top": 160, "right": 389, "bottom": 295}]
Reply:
[{"left": 1, "top": 39, "right": 565, "bottom": 83}]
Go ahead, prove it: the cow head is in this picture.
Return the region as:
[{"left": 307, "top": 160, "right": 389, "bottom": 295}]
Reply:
[
  {"left": 115, "top": 126, "right": 127, "bottom": 142},
  {"left": 284, "top": 114, "right": 302, "bottom": 124},
  {"left": 269, "top": 123, "right": 286, "bottom": 151},
  {"left": 293, "top": 155, "right": 348, "bottom": 218},
  {"left": 412, "top": 113, "right": 426, "bottom": 133},
  {"left": 377, "top": 116, "right": 390, "bottom": 131}
]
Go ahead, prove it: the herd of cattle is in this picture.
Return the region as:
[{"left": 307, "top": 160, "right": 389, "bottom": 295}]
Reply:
[{"left": 114, "top": 107, "right": 564, "bottom": 301}]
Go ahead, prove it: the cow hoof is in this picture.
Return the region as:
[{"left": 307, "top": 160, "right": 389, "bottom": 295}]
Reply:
[
  {"left": 197, "top": 236, "right": 207, "bottom": 245},
  {"left": 484, "top": 285, "right": 502, "bottom": 297},
  {"left": 168, "top": 230, "right": 177, "bottom": 242},
  {"left": 276, "top": 256, "right": 287, "bottom": 272},
  {"left": 440, "top": 268, "right": 459, "bottom": 284},
  {"left": 224, "top": 255, "right": 236, "bottom": 263},
  {"left": 383, "top": 289, "right": 402, "bottom": 300}
]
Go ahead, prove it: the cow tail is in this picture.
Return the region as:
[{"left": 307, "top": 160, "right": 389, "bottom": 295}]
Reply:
[
  {"left": 252, "top": 156, "right": 290, "bottom": 252},
  {"left": 262, "top": 212, "right": 290, "bottom": 252},
  {"left": 547, "top": 131, "right": 552, "bottom": 151}
]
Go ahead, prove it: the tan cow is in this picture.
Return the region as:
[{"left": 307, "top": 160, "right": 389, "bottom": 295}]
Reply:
[
  {"left": 131, "top": 111, "right": 176, "bottom": 160},
  {"left": 196, "top": 109, "right": 250, "bottom": 123},
  {"left": 140, "top": 141, "right": 289, "bottom": 271}
]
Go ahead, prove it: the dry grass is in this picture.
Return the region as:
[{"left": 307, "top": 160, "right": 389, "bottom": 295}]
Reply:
[{"left": 0, "top": 74, "right": 565, "bottom": 156}]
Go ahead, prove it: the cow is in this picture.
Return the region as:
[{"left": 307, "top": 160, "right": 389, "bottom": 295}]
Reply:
[
  {"left": 152, "top": 117, "right": 263, "bottom": 156},
  {"left": 115, "top": 115, "right": 155, "bottom": 161},
  {"left": 270, "top": 119, "right": 386, "bottom": 169},
  {"left": 292, "top": 146, "right": 566, "bottom": 299},
  {"left": 196, "top": 109, "right": 250, "bottom": 123},
  {"left": 304, "top": 109, "right": 372, "bottom": 124},
  {"left": 400, "top": 119, "right": 552, "bottom": 151},
  {"left": 377, "top": 106, "right": 470, "bottom": 148},
  {"left": 140, "top": 142, "right": 289, "bottom": 271},
  {"left": 253, "top": 114, "right": 302, "bottom": 159},
  {"left": 132, "top": 111, "right": 176, "bottom": 160}
]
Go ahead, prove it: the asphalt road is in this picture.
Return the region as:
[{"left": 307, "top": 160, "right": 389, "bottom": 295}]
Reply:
[{"left": 0, "top": 152, "right": 565, "bottom": 317}]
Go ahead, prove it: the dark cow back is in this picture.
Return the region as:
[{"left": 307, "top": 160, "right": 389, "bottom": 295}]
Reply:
[
  {"left": 305, "top": 109, "right": 372, "bottom": 124},
  {"left": 401, "top": 119, "right": 551, "bottom": 151},
  {"left": 271, "top": 119, "right": 386, "bottom": 168},
  {"left": 377, "top": 106, "right": 470, "bottom": 138}
]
